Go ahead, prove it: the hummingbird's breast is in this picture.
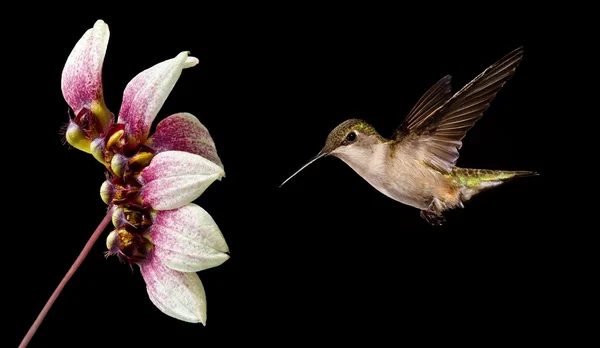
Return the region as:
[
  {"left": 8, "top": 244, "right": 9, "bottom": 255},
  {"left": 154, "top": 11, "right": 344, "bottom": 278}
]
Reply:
[{"left": 336, "top": 143, "right": 449, "bottom": 210}]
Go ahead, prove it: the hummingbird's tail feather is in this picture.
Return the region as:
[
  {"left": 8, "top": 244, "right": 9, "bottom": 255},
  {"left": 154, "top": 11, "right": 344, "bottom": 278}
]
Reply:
[{"left": 452, "top": 168, "right": 538, "bottom": 201}]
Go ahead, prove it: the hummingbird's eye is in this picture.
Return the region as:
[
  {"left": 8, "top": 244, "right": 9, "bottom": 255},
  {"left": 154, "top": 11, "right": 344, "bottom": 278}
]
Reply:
[{"left": 345, "top": 132, "right": 357, "bottom": 143}]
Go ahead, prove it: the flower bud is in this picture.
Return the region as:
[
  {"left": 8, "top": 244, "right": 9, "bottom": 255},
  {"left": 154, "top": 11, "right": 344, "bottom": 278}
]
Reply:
[
  {"left": 111, "top": 154, "right": 128, "bottom": 177},
  {"left": 90, "top": 137, "right": 106, "bottom": 164},
  {"left": 65, "top": 121, "right": 92, "bottom": 153},
  {"left": 106, "top": 230, "right": 118, "bottom": 251},
  {"left": 100, "top": 180, "right": 115, "bottom": 204},
  {"left": 112, "top": 206, "right": 125, "bottom": 228}
]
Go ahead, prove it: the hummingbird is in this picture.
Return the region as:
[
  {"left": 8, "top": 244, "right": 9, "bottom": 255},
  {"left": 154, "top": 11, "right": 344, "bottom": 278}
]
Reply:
[{"left": 280, "top": 47, "right": 537, "bottom": 226}]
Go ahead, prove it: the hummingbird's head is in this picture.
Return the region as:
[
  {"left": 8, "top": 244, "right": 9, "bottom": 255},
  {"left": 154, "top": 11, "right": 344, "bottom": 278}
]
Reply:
[
  {"left": 320, "top": 118, "right": 381, "bottom": 158},
  {"left": 280, "top": 118, "right": 382, "bottom": 187}
]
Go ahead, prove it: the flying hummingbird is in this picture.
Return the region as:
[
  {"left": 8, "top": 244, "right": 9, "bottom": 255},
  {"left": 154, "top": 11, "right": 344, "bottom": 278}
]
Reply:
[{"left": 280, "top": 47, "right": 537, "bottom": 226}]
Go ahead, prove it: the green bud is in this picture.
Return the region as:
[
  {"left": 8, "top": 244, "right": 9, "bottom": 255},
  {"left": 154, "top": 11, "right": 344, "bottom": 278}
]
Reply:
[
  {"left": 112, "top": 207, "right": 124, "bottom": 228},
  {"left": 90, "top": 138, "right": 106, "bottom": 164},
  {"left": 100, "top": 180, "right": 115, "bottom": 205},
  {"left": 65, "top": 121, "right": 92, "bottom": 153},
  {"left": 106, "top": 230, "right": 117, "bottom": 250},
  {"left": 111, "top": 154, "right": 127, "bottom": 177}
]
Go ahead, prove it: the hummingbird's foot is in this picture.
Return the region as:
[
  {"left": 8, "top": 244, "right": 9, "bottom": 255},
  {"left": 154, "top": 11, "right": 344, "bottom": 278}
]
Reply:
[
  {"left": 420, "top": 203, "right": 446, "bottom": 226},
  {"left": 420, "top": 210, "right": 445, "bottom": 226}
]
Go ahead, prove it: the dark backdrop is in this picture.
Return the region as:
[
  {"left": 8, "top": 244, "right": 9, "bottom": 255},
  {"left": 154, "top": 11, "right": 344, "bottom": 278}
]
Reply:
[{"left": 7, "top": 7, "right": 552, "bottom": 347}]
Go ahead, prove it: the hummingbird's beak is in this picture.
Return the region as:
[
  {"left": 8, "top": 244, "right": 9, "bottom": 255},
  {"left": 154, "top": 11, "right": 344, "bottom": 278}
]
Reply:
[{"left": 279, "top": 152, "right": 327, "bottom": 187}]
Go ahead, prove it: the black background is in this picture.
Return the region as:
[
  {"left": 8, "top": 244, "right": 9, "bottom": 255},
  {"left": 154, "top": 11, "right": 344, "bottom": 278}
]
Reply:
[{"left": 7, "top": 7, "right": 556, "bottom": 347}]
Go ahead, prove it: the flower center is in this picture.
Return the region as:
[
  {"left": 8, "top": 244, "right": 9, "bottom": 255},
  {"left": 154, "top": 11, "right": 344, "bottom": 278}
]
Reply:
[{"left": 95, "top": 124, "right": 156, "bottom": 264}]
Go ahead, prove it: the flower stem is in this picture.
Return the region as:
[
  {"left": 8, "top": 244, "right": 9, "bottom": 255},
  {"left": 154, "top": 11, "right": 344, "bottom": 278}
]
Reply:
[{"left": 19, "top": 207, "right": 115, "bottom": 348}]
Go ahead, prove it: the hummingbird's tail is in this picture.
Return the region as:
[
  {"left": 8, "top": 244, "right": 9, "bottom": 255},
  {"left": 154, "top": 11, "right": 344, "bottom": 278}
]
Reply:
[{"left": 452, "top": 168, "right": 538, "bottom": 202}]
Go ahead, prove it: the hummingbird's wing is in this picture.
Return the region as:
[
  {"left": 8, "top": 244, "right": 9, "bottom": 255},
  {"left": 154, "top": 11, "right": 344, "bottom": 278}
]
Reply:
[
  {"left": 392, "top": 74, "right": 453, "bottom": 140},
  {"left": 392, "top": 47, "right": 524, "bottom": 174}
]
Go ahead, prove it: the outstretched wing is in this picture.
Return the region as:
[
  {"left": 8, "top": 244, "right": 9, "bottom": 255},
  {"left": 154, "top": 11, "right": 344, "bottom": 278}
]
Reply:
[
  {"left": 393, "top": 47, "right": 524, "bottom": 174},
  {"left": 392, "top": 74, "right": 453, "bottom": 140}
]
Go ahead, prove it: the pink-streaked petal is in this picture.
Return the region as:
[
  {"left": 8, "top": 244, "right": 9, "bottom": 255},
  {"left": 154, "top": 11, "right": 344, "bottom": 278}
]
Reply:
[
  {"left": 146, "top": 113, "right": 223, "bottom": 169},
  {"left": 61, "top": 20, "right": 109, "bottom": 115},
  {"left": 141, "top": 253, "right": 206, "bottom": 324},
  {"left": 117, "top": 52, "right": 199, "bottom": 143},
  {"left": 140, "top": 151, "right": 224, "bottom": 210},
  {"left": 151, "top": 203, "right": 229, "bottom": 272}
]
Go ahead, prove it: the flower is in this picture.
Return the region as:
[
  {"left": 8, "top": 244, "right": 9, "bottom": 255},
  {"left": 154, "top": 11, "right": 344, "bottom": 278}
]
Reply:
[{"left": 62, "top": 19, "right": 228, "bottom": 324}]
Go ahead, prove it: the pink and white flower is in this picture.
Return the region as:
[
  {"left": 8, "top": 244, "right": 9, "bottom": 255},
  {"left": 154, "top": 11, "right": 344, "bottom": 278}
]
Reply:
[{"left": 62, "top": 19, "right": 228, "bottom": 324}]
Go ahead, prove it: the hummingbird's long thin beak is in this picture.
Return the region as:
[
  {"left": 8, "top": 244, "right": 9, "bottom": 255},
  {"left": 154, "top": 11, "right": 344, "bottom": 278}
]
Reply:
[{"left": 279, "top": 152, "right": 327, "bottom": 187}]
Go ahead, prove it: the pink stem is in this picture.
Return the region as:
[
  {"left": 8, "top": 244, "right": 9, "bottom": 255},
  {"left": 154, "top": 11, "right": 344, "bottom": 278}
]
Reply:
[{"left": 19, "top": 207, "right": 115, "bottom": 348}]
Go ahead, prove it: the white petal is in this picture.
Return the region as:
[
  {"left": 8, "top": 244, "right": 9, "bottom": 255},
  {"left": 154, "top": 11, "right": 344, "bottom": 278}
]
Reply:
[
  {"left": 140, "top": 151, "right": 225, "bottom": 211},
  {"left": 61, "top": 20, "right": 109, "bottom": 115},
  {"left": 140, "top": 254, "right": 207, "bottom": 324},
  {"left": 146, "top": 112, "right": 223, "bottom": 169},
  {"left": 151, "top": 204, "right": 229, "bottom": 272},
  {"left": 118, "top": 51, "right": 199, "bottom": 143}
]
